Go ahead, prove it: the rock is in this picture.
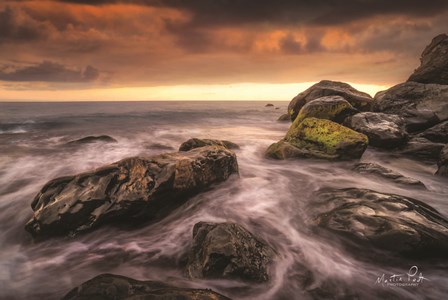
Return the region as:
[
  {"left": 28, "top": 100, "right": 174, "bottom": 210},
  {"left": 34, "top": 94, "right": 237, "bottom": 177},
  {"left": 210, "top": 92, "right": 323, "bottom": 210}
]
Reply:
[
  {"left": 344, "top": 112, "right": 408, "bottom": 148},
  {"left": 65, "top": 135, "right": 117, "bottom": 146},
  {"left": 288, "top": 80, "right": 373, "bottom": 121},
  {"left": 313, "top": 188, "right": 448, "bottom": 259},
  {"left": 277, "top": 114, "right": 290, "bottom": 122},
  {"left": 146, "top": 143, "right": 175, "bottom": 150},
  {"left": 265, "top": 103, "right": 274, "bottom": 107},
  {"left": 408, "top": 34, "right": 448, "bottom": 85},
  {"left": 418, "top": 120, "right": 448, "bottom": 143},
  {"left": 25, "top": 146, "right": 239, "bottom": 238},
  {"left": 374, "top": 81, "right": 448, "bottom": 132},
  {"left": 266, "top": 140, "right": 337, "bottom": 160},
  {"left": 186, "top": 222, "right": 275, "bottom": 282},
  {"left": 280, "top": 118, "right": 368, "bottom": 160},
  {"left": 62, "top": 273, "right": 231, "bottom": 300},
  {"left": 293, "top": 96, "right": 358, "bottom": 125},
  {"left": 436, "top": 145, "right": 448, "bottom": 177},
  {"left": 179, "top": 138, "right": 240, "bottom": 152},
  {"left": 353, "top": 163, "right": 425, "bottom": 188},
  {"left": 398, "top": 137, "right": 445, "bottom": 161}
]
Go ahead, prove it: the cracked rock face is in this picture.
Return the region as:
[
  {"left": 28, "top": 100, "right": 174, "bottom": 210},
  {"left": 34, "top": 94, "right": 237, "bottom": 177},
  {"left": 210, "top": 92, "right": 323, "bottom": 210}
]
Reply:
[
  {"left": 288, "top": 80, "right": 373, "bottom": 121},
  {"left": 353, "top": 163, "right": 425, "bottom": 188},
  {"left": 408, "top": 33, "right": 448, "bottom": 85},
  {"left": 179, "top": 138, "right": 240, "bottom": 151},
  {"left": 374, "top": 81, "right": 448, "bottom": 132},
  {"left": 62, "top": 273, "right": 231, "bottom": 300},
  {"left": 25, "top": 146, "right": 239, "bottom": 238},
  {"left": 186, "top": 222, "right": 275, "bottom": 282},
  {"left": 345, "top": 112, "right": 408, "bottom": 148},
  {"left": 312, "top": 188, "right": 448, "bottom": 259}
]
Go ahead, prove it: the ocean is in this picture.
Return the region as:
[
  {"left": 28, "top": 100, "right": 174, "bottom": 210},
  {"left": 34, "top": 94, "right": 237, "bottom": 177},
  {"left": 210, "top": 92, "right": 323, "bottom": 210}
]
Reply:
[{"left": 0, "top": 101, "right": 447, "bottom": 299}]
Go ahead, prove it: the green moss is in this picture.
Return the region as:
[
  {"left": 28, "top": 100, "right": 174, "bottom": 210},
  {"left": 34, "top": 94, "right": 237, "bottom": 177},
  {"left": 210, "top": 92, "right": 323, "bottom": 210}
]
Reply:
[
  {"left": 292, "top": 97, "right": 356, "bottom": 125},
  {"left": 285, "top": 117, "right": 368, "bottom": 155}
]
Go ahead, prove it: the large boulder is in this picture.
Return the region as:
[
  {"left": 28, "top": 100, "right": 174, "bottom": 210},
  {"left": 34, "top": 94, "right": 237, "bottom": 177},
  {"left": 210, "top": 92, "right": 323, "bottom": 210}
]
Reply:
[
  {"left": 353, "top": 163, "right": 425, "bottom": 188},
  {"left": 62, "top": 273, "right": 231, "bottom": 300},
  {"left": 398, "top": 137, "right": 445, "bottom": 161},
  {"left": 418, "top": 120, "right": 448, "bottom": 143},
  {"left": 374, "top": 82, "right": 448, "bottom": 132},
  {"left": 288, "top": 80, "right": 373, "bottom": 121},
  {"left": 186, "top": 222, "right": 275, "bottom": 282},
  {"left": 436, "top": 145, "right": 448, "bottom": 177},
  {"left": 293, "top": 96, "right": 358, "bottom": 125},
  {"left": 25, "top": 146, "right": 239, "bottom": 238},
  {"left": 408, "top": 33, "right": 448, "bottom": 85},
  {"left": 277, "top": 118, "right": 368, "bottom": 160},
  {"left": 344, "top": 112, "right": 408, "bottom": 148},
  {"left": 266, "top": 140, "right": 336, "bottom": 160},
  {"left": 179, "top": 138, "right": 239, "bottom": 151},
  {"left": 313, "top": 188, "right": 448, "bottom": 259}
]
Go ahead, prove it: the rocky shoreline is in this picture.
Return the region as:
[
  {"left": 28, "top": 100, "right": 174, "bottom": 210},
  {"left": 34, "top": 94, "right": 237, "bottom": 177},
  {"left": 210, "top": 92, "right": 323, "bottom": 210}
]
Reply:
[{"left": 22, "top": 34, "right": 448, "bottom": 299}]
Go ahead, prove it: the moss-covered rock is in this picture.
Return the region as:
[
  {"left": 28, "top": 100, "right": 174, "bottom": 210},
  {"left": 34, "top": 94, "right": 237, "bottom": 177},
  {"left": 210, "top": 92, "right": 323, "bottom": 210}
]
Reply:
[
  {"left": 285, "top": 118, "right": 368, "bottom": 159},
  {"left": 293, "top": 96, "right": 358, "bottom": 124},
  {"left": 265, "top": 140, "right": 338, "bottom": 160}
]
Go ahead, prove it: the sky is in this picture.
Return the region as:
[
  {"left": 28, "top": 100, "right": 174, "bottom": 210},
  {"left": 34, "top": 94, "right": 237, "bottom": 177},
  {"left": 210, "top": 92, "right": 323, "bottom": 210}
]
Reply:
[{"left": 0, "top": 0, "right": 447, "bottom": 101}]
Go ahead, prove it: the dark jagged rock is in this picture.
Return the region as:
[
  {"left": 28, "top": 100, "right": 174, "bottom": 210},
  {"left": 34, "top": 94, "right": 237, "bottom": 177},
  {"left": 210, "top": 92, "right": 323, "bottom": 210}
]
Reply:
[
  {"left": 62, "top": 273, "right": 231, "bottom": 300},
  {"left": 25, "top": 146, "right": 239, "bottom": 238},
  {"left": 418, "top": 120, "right": 448, "bottom": 143},
  {"left": 398, "top": 137, "right": 445, "bottom": 161},
  {"left": 65, "top": 135, "right": 117, "bottom": 146},
  {"left": 277, "top": 113, "right": 290, "bottom": 122},
  {"left": 293, "top": 96, "right": 358, "bottom": 125},
  {"left": 268, "top": 118, "right": 368, "bottom": 160},
  {"left": 436, "top": 145, "right": 448, "bottom": 177},
  {"left": 265, "top": 103, "right": 274, "bottom": 107},
  {"left": 353, "top": 163, "right": 425, "bottom": 188},
  {"left": 288, "top": 80, "right": 373, "bottom": 121},
  {"left": 374, "top": 82, "right": 448, "bottom": 132},
  {"left": 146, "top": 143, "right": 175, "bottom": 150},
  {"left": 179, "top": 138, "right": 240, "bottom": 152},
  {"left": 313, "top": 188, "right": 448, "bottom": 259},
  {"left": 186, "top": 222, "right": 275, "bottom": 282},
  {"left": 408, "top": 34, "right": 448, "bottom": 85},
  {"left": 344, "top": 112, "right": 408, "bottom": 148}
]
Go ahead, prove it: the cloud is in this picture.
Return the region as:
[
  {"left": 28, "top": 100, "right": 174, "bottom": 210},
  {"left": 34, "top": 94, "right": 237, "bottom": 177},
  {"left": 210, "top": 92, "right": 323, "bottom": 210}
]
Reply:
[
  {"left": 0, "top": 61, "right": 100, "bottom": 82},
  {"left": 0, "top": 6, "right": 46, "bottom": 43}
]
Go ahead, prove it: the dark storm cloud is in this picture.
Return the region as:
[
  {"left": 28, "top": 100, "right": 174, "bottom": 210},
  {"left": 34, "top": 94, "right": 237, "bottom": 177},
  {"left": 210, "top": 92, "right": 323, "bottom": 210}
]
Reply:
[
  {"left": 0, "top": 6, "right": 44, "bottom": 43},
  {"left": 0, "top": 61, "right": 100, "bottom": 82},
  {"left": 57, "top": 0, "right": 448, "bottom": 26}
]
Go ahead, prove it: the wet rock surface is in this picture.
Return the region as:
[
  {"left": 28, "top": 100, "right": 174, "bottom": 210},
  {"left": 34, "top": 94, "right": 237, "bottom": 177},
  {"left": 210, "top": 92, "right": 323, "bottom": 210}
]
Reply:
[
  {"left": 62, "top": 273, "right": 231, "bottom": 300},
  {"left": 288, "top": 80, "right": 373, "bottom": 121},
  {"left": 179, "top": 138, "right": 240, "bottom": 151},
  {"left": 408, "top": 33, "right": 448, "bottom": 85},
  {"left": 65, "top": 135, "right": 117, "bottom": 146},
  {"left": 186, "top": 222, "right": 275, "bottom": 282},
  {"left": 345, "top": 112, "right": 408, "bottom": 148},
  {"left": 418, "top": 120, "right": 448, "bottom": 143},
  {"left": 282, "top": 118, "right": 368, "bottom": 160},
  {"left": 436, "top": 145, "right": 448, "bottom": 177},
  {"left": 353, "top": 162, "right": 425, "bottom": 188},
  {"left": 398, "top": 137, "right": 445, "bottom": 161},
  {"left": 373, "top": 81, "right": 448, "bottom": 132},
  {"left": 313, "top": 188, "right": 448, "bottom": 259},
  {"left": 293, "top": 96, "right": 358, "bottom": 125},
  {"left": 277, "top": 113, "right": 290, "bottom": 122},
  {"left": 25, "top": 146, "right": 239, "bottom": 238}
]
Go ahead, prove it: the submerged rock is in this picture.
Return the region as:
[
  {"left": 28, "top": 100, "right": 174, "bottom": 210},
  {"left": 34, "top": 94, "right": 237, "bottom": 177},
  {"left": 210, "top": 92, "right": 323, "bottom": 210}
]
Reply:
[
  {"left": 436, "top": 145, "right": 448, "bottom": 177},
  {"left": 313, "top": 188, "right": 448, "bottom": 259},
  {"left": 278, "top": 118, "right": 368, "bottom": 160},
  {"left": 418, "top": 120, "right": 448, "bottom": 143},
  {"left": 62, "top": 273, "right": 231, "bottom": 300},
  {"left": 186, "top": 222, "right": 275, "bottom": 282},
  {"left": 353, "top": 163, "right": 425, "bottom": 188},
  {"left": 293, "top": 96, "right": 358, "bottom": 125},
  {"left": 344, "top": 112, "right": 408, "bottom": 148},
  {"left": 398, "top": 137, "right": 445, "bottom": 161},
  {"left": 265, "top": 103, "right": 274, "bottom": 107},
  {"left": 65, "top": 135, "right": 117, "bottom": 146},
  {"left": 288, "top": 80, "right": 373, "bottom": 121},
  {"left": 408, "top": 33, "right": 448, "bottom": 85},
  {"left": 277, "top": 113, "right": 290, "bottom": 122},
  {"left": 25, "top": 146, "right": 239, "bottom": 238},
  {"left": 179, "top": 138, "right": 240, "bottom": 152},
  {"left": 374, "top": 81, "right": 448, "bottom": 132}
]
